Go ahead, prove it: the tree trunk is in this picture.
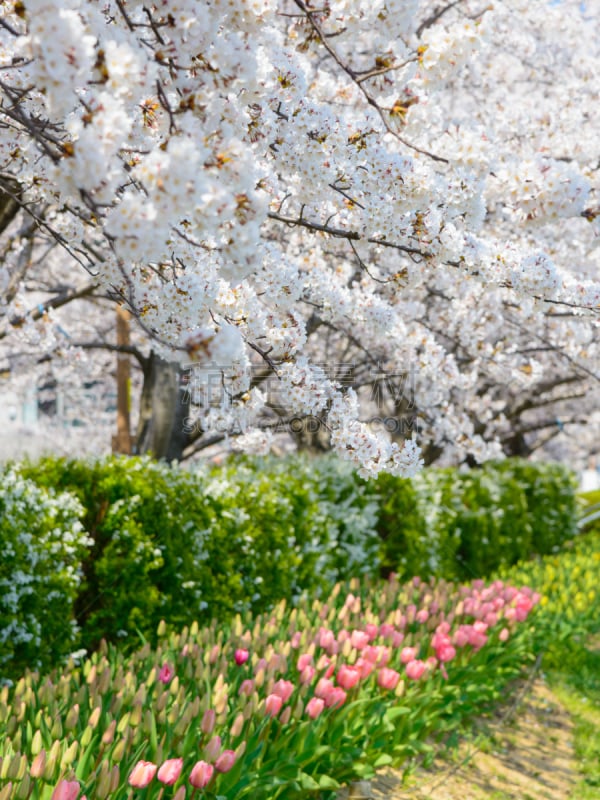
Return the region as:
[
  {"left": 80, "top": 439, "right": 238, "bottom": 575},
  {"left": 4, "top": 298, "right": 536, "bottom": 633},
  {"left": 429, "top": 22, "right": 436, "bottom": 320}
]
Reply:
[
  {"left": 135, "top": 351, "right": 190, "bottom": 461},
  {"left": 0, "top": 175, "right": 21, "bottom": 236}
]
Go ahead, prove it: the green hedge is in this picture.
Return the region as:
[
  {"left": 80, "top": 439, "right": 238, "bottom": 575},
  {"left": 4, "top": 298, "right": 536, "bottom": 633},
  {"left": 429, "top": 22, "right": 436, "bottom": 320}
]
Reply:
[
  {"left": 374, "top": 459, "right": 578, "bottom": 583},
  {"left": 14, "top": 455, "right": 378, "bottom": 666},
  {"left": 2, "top": 454, "right": 578, "bottom": 681}
]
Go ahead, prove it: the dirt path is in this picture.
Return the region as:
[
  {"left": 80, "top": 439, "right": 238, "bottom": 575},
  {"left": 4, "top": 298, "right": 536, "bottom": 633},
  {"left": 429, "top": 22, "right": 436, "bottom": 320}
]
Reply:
[{"left": 339, "top": 679, "right": 579, "bottom": 800}]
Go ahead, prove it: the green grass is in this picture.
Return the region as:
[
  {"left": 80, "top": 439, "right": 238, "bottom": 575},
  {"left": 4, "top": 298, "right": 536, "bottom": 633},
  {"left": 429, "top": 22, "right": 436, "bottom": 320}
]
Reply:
[{"left": 546, "top": 639, "right": 600, "bottom": 799}]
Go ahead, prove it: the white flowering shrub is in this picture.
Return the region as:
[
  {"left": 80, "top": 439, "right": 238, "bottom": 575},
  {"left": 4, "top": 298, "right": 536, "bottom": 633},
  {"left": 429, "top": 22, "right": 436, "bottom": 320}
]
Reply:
[{"left": 0, "top": 470, "right": 90, "bottom": 680}]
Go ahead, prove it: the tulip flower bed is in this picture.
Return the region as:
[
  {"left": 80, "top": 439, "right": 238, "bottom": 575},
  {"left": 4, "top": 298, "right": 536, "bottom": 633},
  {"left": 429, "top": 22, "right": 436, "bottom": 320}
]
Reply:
[
  {"left": 497, "top": 528, "right": 600, "bottom": 659},
  {"left": 0, "top": 573, "right": 538, "bottom": 800}
]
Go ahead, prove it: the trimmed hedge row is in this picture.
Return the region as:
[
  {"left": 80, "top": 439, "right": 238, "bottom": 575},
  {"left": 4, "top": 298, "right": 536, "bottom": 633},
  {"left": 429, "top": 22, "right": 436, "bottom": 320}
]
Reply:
[
  {"left": 375, "top": 459, "right": 578, "bottom": 581},
  {"left": 0, "top": 454, "right": 578, "bottom": 680}
]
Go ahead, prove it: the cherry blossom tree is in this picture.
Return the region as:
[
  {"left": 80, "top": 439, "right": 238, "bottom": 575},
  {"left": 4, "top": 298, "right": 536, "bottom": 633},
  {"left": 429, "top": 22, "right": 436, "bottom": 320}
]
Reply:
[{"left": 0, "top": 0, "right": 598, "bottom": 474}]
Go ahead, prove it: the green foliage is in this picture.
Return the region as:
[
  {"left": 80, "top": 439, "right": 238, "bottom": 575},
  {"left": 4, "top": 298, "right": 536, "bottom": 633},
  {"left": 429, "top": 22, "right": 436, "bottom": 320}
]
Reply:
[
  {"left": 7, "top": 453, "right": 577, "bottom": 679},
  {"left": 373, "top": 473, "right": 431, "bottom": 579},
  {"left": 0, "top": 469, "right": 90, "bottom": 678},
  {"left": 374, "top": 458, "right": 577, "bottom": 583},
  {"left": 16, "top": 454, "right": 379, "bottom": 662}
]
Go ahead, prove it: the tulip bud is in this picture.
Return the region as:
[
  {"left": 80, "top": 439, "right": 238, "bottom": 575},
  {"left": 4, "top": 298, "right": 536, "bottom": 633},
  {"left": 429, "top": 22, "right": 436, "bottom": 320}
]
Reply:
[
  {"left": 157, "top": 758, "right": 183, "bottom": 786},
  {"left": 30, "top": 730, "right": 43, "bottom": 757},
  {"left": 61, "top": 741, "right": 79, "bottom": 768},
  {"left": 254, "top": 668, "right": 265, "bottom": 688},
  {"left": 16, "top": 773, "right": 31, "bottom": 800},
  {"left": 30, "top": 750, "right": 46, "bottom": 779},
  {"left": 111, "top": 738, "right": 126, "bottom": 763},
  {"left": 189, "top": 761, "right": 213, "bottom": 789},
  {"left": 95, "top": 762, "right": 112, "bottom": 800},
  {"left": 43, "top": 741, "right": 61, "bottom": 782},
  {"left": 65, "top": 704, "right": 80, "bottom": 732},
  {"left": 50, "top": 779, "right": 80, "bottom": 800},
  {"left": 101, "top": 719, "right": 116, "bottom": 745},
  {"left": 214, "top": 750, "right": 236, "bottom": 773},
  {"left": 88, "top": 707, "right": 101, "bottom": 730},
  {"left": 264, "top": 694, "right": 283, "bottom": 717},
  {"left": 200, "top": 708, "right": 215, "bottom": 735},
  {"left": 129, "top": 702, "right": 142, "bottom": 727},
  {"left": 128, "top": 760, "right": 157, "bottom": 788},
  {"left": 230, "top": 713, "right": 245, "bottom": 738},
  {"left": 109, "top": 765, "right": 120, "bottom": 794},
  {"left": 204, "top": 735, "right": 221, "bottom": 762}
]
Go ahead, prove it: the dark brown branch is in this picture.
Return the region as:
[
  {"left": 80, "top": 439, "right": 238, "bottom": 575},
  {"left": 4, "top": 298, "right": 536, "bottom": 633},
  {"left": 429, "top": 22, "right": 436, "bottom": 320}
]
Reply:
[
  {"left": 0, "top": 282, "right": 98, "bottom": 340},
  {"left": 69, "top": 340, "right": 148, "bottom": 369},
  {"left": 416, "top": 0, "right": 464, "bottom": 37}
]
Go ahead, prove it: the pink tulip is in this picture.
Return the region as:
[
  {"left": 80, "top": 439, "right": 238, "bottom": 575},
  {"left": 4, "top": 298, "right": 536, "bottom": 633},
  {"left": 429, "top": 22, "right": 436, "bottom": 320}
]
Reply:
[
  {"left": 363, "top": 645, "right": 382, "bottom": 664},
  {"left": 297, "top": 653, "right": 313, "bottom": 671},
  {"left": 265, "top": 693, "right": 283, "bottom": 717},
  {"left": 201, "top": 708, "right": 216, "bottom": 734},
  {"left": 234, "top": 648, "right": 249, "bottom": 665},
  {"left": 453, "top": 628, "right": 469, "bottom": 648},
  {"left": 239, "top": 679, "right": 254, "bottom": 696},
  {"left": 432, "top": 631, "right": 451, "bottom": 650},
  {"left": 324, "top": 687, "right": 347, "bottom": 708},
  {"left": 499, "top": 627, "right": 510, "bottom": 642},
  {"left": 400, "top": 647, "right": 417, "bottom": 664},
  {"left": 157, "top": 758, "right": 183, "bottom": 786},
  {"left": 204, "top": 735, "right": 222, "bottom": 762},
  {"left": 215, "top": 750, "right": 236, "bottom": 773},
  {"left": 318, "top": 628, "right": 336, "bottom": 650},
  {"left": 254, "top": 657, "right": 268, "bottom": 673},
  {"left": 336, "top": 665, "right": 360, "bottom": 690},
  {"left": 379, "top": 623, "right": 394, "bottom": 639},
  {"left": 291, "top": 631, "right": 302, "bottom": 648},
  {"left": 300, "top": 665, "right": 316, "bottom": 684},
  {"left": 350, "top": 630, "right": 369, "bottom": 650},
  {"left": 315, "top": 677, "right": 334, "bottom": 698},
  {"left": 377, "top": 667, "right": 400, "bottom": 691},
  {"left": 437, "top": 644, "right": 456, "bottom": 663},
  {"left": 189, "top": 761, "right": 214, "bottom": 789},
  {"left": 158, "top": 663, "right": 174, "bottom": 684},
  {"left": 365, "top": 623, "right": 378, "bottom": 641},
  {"left": 306, "top": 697, "right": 325, "bottom": 719},
  {"left": 51, "top": 780, "right": 81, "bottom": 800},
  {"left": 391, "top": 631, "right": 404, "bottom": 647},
  {"left": 128, "top": 761, "right": 157, "bottom": 788},
  {"left": 354, "top": 657, "right": 375, "bottom": 679},
  {"left": 405, "top": 660, "right": 427, "bottom": 680},
  {"left": 272, "top": 679, "right": 295, "bottom": 702},
  {"left": 416, "top": 609, "right": 429, "bottom": 624}
]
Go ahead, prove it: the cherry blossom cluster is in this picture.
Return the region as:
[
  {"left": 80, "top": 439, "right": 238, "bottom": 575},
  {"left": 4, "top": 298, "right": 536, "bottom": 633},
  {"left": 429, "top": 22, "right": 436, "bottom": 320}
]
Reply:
[{"left": 0, "top": 0, "right": 598, "bottom": 471}]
